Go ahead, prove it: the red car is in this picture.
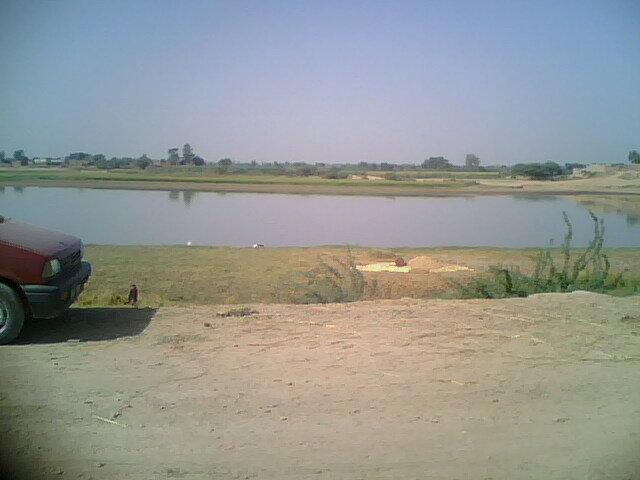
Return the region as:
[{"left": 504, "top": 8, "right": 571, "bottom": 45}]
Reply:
[{"left": 0, "top": 216, "right": 91, "bottom": 343}]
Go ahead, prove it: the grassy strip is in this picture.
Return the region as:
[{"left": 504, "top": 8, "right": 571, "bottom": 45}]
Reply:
[
  {"left": 78, "top": 246, "right": 640, "bottom": 308},
  {"left": 0, "top": 169, "right": 480, "bottom": 189},
  {"left": 4, "top": 167, "right": 640, "bottom": 197}
]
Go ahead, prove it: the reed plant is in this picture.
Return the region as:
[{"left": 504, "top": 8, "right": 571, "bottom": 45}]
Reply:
[
  {"left": 465, "top": 211, "right": 627, "bottom": 298},
  {"left": 296, "top": 248, "right": 367, "bottom": 303}
]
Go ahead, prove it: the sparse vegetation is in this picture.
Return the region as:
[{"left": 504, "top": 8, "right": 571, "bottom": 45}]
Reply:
[
  {"left": 77, "top": 245, "right": 640, "bottom": 308},
  {"left": 464, "top": 212, "right": 636, "bottom": 298},
  {"left": 296, "top": 249, "right": 366, "bottom": 303},
  {"left": 216, "top": 307, "right": 258, "bottom": 317}
]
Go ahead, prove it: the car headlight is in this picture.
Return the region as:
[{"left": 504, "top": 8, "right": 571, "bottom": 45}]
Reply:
[{"left": 43, "top": 259, "right": 62, "bottom": 280}]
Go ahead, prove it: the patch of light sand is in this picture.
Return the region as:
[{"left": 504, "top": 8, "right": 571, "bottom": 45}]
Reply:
[
  {"left": 356, "top": 256, "right": 474, "bottom": 273},
  {"left": 356, "top": 262, "right": 411, "bottom": 273},
  {"left": 407, "top": 255, "right": 473, "bottom": 272}
]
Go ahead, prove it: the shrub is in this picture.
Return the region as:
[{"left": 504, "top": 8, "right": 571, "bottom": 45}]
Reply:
[
  {"left": 383, "top": 172, "right": 402, "bottom": 181},
  {"left": 292, "top": 165, "right": 319, "bottom": 176},
  {"left": 463, "top": 211, "right": 625, "bottom": 298},
  {"left": 321, "top": 168, "right": 349, "bottom": 179},
  {"left": 296, "top": 249, "right": 366, "bottom": 303}
]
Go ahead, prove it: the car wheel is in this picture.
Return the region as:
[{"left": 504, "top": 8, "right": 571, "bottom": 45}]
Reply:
[{"left": 0, "top": 283, "right": 25, "bottom": 344}]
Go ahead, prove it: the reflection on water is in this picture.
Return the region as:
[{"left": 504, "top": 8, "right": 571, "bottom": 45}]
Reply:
[
  {"left": 13, "top": 186, "right": 24, "bottom": 194},
  {"left": 628, "top": 215, "right": 640, "bottom": 226},
  {"left": 183, "top": 190, "right": 196, "bottom": 206},
  {"left": 168, "top": 190, "right": 197, "bottom": 206},
  {"left": 571, "top": 196, "right": 640, "bottom": 227},
  {"left": 1, "top": 187, "right": 638, "bottom": 247}
]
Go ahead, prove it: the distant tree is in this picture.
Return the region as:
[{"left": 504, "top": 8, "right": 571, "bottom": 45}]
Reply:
[
  {"left": 321, "top": 167, "right": 348, "bottom": 179},
  {"left": 379, "top": 162, "right": 397, "bottom": 171},
  {"left": 192, "top": 155, "right": 205, "bottom": 166},
  {"left": 358, "top": 161, "right": 369, "bottom": 168},
  {"left": 65, "top": 152, "right": 92, "bottom": 166},
  {"left": 136, "top": 154, "right": 151, "bottom": 169},
  {"left": 216, "top": 158, "right": 232, "bottom": 173},
  {"left": 511, "top": 162, "right": 564, "bottom": 180},
  {"left": 13, "top": 149, "right": 29, "bottom": 166},
  {"left": 182, "top": 144, "right": 195, "bottom": 164},
  {"left": 629, "top": 150, "right": 640, "bottom": 164},
  {"left": 0, "top": 151, "right": 7, "bottom": 164},
  {"left": 250, "top": 159, "right": 258, "bottom": 167},
  {"left": 465, "top": 154, "right": 480, "bottom": 169},
  {"left": 167, "top": 148, "right": 180, "bottom": 165},
  {"left": 92, "top": 154, "right": 106, "bottom": 163},
  {"left": 422, "top": 156, "right": 452, "bottom": 169},
  {"left": 95, "top": 157, "right": 111, "bottom": 169},
  {"left": 294, "top": 165, "right": 318, "bottom": 176}
]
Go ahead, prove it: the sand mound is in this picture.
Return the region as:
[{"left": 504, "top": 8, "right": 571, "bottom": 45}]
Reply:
[
  {"left": 407, "top": 256, "right": 473, "bottom": 273},
  {"left": 356, "top": 257, "right": 473, "bottom": 274},
  {"left": 356, "top": 262, "right": 411, "bottom": 273}
]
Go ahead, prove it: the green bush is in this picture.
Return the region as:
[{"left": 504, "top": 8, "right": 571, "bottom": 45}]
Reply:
[{"left": 464, "top": 211, "right": 626, "bottom": 298}]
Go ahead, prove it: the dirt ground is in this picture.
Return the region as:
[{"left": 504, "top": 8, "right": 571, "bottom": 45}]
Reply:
[{"left": 1, "top": 292, "right": 639, "bottom": 480}]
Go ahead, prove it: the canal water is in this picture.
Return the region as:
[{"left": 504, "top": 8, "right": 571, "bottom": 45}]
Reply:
[{"left": 0, "top": 186, "right": 638, "bottom": 247}]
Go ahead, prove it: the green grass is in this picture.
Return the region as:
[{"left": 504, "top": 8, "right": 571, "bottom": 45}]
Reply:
[{"left": 78, "top": 246, "right": 640, "bottom": 308}]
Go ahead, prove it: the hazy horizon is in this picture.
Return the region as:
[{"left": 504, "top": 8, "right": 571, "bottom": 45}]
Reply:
[{"left": 1, "top": 0, "right": 639, "bottom": 165}]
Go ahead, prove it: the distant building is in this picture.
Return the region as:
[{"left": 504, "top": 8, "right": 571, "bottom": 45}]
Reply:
[{"left": 32, "top": 157, "right": 63, "bottom": 166}]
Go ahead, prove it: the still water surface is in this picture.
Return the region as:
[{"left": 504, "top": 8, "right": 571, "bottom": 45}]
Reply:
[{"left": 0, "top": 186, "right": 638, "bottom": 247}]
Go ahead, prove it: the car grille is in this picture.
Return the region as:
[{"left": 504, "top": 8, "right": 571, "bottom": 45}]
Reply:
[{"left": 60, "top": 249, "right": 81, "bottom": 273}]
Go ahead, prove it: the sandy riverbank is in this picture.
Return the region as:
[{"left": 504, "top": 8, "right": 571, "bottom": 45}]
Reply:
[{"left": 1, "top": 292, "right": 639, "bottom": 479}]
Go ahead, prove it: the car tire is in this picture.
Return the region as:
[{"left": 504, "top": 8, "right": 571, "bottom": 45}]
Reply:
[{"left": 0, "top": 283, "right": 25, "bottom": 344}]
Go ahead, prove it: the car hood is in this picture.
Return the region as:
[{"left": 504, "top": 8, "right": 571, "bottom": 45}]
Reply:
[{"left": 0, "top": 218, "right": 81, "bottom": 256}]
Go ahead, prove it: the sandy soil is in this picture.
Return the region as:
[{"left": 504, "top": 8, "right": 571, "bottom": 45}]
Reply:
[
  {"left": 407, "top": 256, "right": 473, "bottom": 273},
  {"left": 1, "top": 292, "right": 639, "bottom": 479}
]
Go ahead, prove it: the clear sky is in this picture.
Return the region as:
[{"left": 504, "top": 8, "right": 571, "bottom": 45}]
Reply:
[{"left": 1, "top": 0, "right": 638, "bottom": 165}]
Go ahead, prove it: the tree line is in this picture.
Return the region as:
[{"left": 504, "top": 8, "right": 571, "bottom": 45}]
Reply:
[{"left": 2, "top": 146, "right": 638, "bottom": 180}]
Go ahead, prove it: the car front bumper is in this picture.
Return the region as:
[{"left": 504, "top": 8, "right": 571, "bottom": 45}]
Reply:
[{"left": 23, "top": 262, "right": 92, "bottom": 319}]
